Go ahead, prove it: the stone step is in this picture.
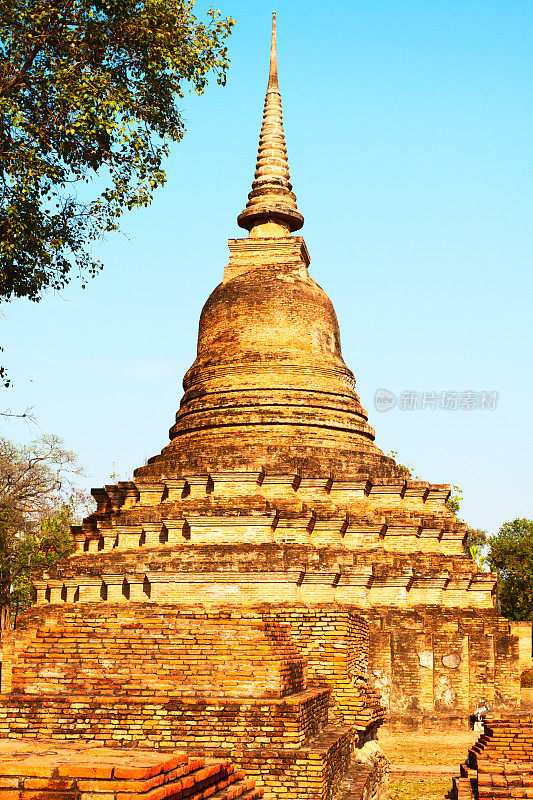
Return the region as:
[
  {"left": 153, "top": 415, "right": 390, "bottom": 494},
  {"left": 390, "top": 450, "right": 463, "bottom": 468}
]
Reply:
[{"left": 452, "top": 776, "right": 475, "bottom": 800}]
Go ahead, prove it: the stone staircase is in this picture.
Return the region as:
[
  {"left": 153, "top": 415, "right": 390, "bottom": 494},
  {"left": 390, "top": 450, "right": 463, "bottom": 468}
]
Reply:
[{"left": 451, "top": 715, "right": 533, "bottom": 799}]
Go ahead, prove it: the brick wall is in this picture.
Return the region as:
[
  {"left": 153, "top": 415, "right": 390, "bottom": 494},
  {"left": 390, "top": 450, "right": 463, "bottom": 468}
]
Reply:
[
  {"left": 0, "top": 688, "right": 329, "bottom": 749},
  {"left": 364, "top": 607, "right": 522, "bottom": 718},
  {"left": 509, "top": 621, "right": 533, "bottom": 674},
  {"left": 261, "top": 609, "right": 384, "bottom": 730},
  {"left": 214, "top": 724, "right": 353, "bottom": 800},
  {"left": 2, "top": 608, "right": 305, "bottom": 699}
]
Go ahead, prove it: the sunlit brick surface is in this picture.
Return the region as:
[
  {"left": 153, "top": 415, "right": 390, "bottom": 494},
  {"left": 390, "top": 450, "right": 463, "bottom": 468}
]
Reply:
[
  {"left": 452, "top": 716, "right": 533, "bottom": 799},
  {"left": 0, "top": 740, "right": 263, "bottom": 800}
]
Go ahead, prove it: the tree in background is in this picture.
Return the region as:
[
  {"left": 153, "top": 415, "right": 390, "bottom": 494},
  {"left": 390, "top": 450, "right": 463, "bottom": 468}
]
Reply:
[
  {"left": 0, "top": 434, "right": 86, "bottom": 630},
  {"left": 463, "top": 527, "right": 488, "bottom": 569},
  {"left": 446, "top": 484, "right": 463, "bottom": 515},
  {"left": 0, "top": 0, "right": 233, "bottom": 306},
  {"left": 487, "top": 519, "right": 533, "bottom": 621}
]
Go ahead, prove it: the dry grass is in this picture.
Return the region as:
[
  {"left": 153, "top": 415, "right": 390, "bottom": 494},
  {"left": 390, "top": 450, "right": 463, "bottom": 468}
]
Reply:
[
  {"left": 387, "top": 778, "right": 453, "bottom": 800},
  {"left": 376, "top": 730, "right": 479, "bottom": 799},
  {"left": 377, "top": 730, "right": 479, "bottom": 766}
]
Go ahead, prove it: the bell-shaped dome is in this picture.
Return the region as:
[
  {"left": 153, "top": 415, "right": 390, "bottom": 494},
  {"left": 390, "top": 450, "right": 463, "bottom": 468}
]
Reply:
[
  {"left": 135, "top": 243, "right": 402, "bottom": 480},
  {"left": 188, "top": 263, "right": 346, "bottom": 377}
]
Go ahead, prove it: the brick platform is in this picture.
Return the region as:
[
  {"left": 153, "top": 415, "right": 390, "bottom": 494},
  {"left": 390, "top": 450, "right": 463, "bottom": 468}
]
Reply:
[
  {"left": 0, "top": 740, "right": 263, "bottom": 800},
  {"left": 0, "top": 689, "right": 330, "bottom": 749},
  {"left": 0, "top": 606, "right": 367, "bottom": 800}
]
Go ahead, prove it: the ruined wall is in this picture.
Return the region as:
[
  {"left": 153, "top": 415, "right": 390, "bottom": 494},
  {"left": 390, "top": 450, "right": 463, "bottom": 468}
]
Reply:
[
  {"left": 452, "top": 714, "right": 533, "bottom": 800},
  {"left": 363, "top": 607, "right": 521, "bottom": 725},
  {"left": 509, "top": 621, "right": 533, "bottom": 674}
]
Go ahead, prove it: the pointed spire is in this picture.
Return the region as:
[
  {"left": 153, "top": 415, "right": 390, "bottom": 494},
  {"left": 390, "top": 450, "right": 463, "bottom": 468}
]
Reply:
[
  {"left": 267, "top": 10, "right": 278, "bottom": 91},
  {"left": 237, "top": 12, "right": 304, "bottom": 237}
]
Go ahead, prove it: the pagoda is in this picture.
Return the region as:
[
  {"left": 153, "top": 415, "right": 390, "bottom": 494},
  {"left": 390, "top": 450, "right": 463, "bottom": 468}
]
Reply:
[{"left": 0, "top": 13, "right": 528, "bottom": 800}]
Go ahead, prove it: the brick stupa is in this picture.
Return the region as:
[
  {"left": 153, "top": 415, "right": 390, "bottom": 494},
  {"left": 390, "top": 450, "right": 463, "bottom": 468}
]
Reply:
[{"left": 0, "top": 13, "right": 528, "bottom": 800}]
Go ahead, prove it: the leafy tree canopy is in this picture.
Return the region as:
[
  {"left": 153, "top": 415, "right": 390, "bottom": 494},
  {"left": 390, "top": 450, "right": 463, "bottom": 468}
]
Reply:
[
  {"left": 0, "top": 434, "right": 86, "bottom": 628},
  {"left": 446, "top": 484, "right": 463, "bottom": 516},
  {"left": 0, "top": 0, "right": 233, "bottom": 303},
  {"left": 463, "top": 527, "right": 487, "bottom": 568},
  {"left": 487, "top": 518, "right": 533, "bottom": 621}
]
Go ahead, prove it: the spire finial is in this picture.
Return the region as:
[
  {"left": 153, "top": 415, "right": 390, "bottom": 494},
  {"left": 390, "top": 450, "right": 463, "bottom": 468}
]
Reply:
[
  {"left": 237, "top": 12, "right": 304, "bottom": 237},
  {"left": 268, "top": 11, "right": 278, "bottom": 91}
]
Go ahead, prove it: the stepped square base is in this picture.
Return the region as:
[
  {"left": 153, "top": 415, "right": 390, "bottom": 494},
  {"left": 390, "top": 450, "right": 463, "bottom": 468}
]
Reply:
[
  {"left": 0, "top": 605, "right": 367, "bottom": 799},
  {"left": 1, "top": 605, "right": 383, "bottom": 735}
]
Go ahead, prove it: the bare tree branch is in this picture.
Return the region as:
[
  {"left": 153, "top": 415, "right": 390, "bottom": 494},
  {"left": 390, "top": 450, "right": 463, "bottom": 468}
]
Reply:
[
  {"left": 0, "top": 407, "right": 35, "bottom": 423},
  {"left": 0, "top": 433, "right": 86, "bottom": 630}
]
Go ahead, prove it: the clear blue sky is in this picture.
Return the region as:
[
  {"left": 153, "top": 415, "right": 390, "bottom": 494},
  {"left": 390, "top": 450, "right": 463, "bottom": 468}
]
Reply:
[{"left": 3, "top": 0, "right": 532, "bottom": 532}]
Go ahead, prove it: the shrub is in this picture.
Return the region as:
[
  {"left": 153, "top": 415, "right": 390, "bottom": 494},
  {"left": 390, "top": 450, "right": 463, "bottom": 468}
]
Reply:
[{"left": 521, "top": 668, "right": 533, "bottom": 688}]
